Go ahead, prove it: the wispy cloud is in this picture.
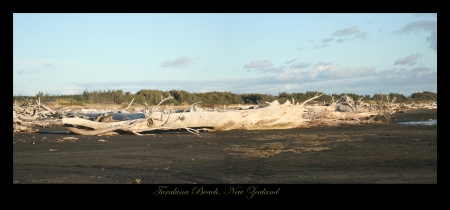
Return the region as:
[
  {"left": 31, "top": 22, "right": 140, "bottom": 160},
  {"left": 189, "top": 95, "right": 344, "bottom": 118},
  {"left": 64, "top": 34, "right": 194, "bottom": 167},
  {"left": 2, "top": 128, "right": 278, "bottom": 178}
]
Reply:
[
  {"left": 397, "top": 20, "right": 436, "bottom": 32},
  {"left": 41, "top": 63, "right": 55, "bottom": 68},
  {"left": 396, "top": 20, "right": 437, "bottom": 51},
  {"left": 276, "top": 65, "right": 376, "bottom": 82},
  {"left": 394, "top": 53, "right": 421, "bottom": 66},
  {"left": 305, "top": 26, "right": 366, "bottom": 52},
  {"left": 17, "top": 70, "right": 26, "bottom": 74},
  {"left": 313, "top": 44, "right": 329, "bottom": 49},
  {"left": 256, "top": 67, "right": 285, "bottom": 74},
  {"left": 161, "top": 56, "right": 190, "bottom": 68},
  {"left": 332, "top": 26, "right": 358, "bottom": 36},
  {"left": 316, "top": 62, "right": 332, "bottom": 66},
  {"left": 275, "top": 69, "right": 303, "bottom": 81},
  {"left": 284, "top": 59, "right": 297, "bottom": 64},
  {"left": 290, "top": 62, "right": 311, "bottom": 69},
  {"left": 411, "top": 66, "right": 432, "bottom": 73},
  {"left": 311, "top": 66, "right": 376, "bottom": 80},
  {"left": 332, "top": 26, "right": 367, "bottom": 40},
  {"left": 322, "top": 38, "right": 334, "bottom": 43},
  {"left": 244, "top": 60, "right": 271, "bottom": 68},
  {"left": 244, "top": 60, "right": 285, "bottom": 74},
  {"left": 354, "top": 32, "right": 368, "bottom": 40}
]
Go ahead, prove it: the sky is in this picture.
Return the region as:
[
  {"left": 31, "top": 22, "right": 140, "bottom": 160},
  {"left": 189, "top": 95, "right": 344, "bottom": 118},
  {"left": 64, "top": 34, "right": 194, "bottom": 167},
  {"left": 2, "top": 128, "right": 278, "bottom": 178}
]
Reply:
[{"left": 13, "top": 13, "right": 437, "bottom": 97}]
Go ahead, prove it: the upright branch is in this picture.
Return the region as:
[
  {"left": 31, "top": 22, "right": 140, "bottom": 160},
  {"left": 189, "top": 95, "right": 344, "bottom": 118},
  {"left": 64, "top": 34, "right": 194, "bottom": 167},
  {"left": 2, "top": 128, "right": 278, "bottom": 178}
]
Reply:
[
  {"left": 143, "top": 103, "right": 150, "bottom": 116},
  {"left": 390, "top": 96, "right": 396, "bottom": 105},
  {"left": 300, "top": 88, "right": 325, "bottom": 107},
  {"left": 124, "top": 98, "right": 134, "bottom": 111},
  {"left": 141, "top": 95, "right": 173, "bottom": 118},
  {"left": 150, "top": 94, "right": 173, "bottom": 115}
]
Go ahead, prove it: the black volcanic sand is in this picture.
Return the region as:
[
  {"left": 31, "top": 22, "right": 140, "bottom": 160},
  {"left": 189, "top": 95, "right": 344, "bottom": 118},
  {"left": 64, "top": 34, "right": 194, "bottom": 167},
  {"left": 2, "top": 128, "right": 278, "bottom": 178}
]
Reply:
[{"left": 13, "top": 109, "right": 437, "bottom": 184}]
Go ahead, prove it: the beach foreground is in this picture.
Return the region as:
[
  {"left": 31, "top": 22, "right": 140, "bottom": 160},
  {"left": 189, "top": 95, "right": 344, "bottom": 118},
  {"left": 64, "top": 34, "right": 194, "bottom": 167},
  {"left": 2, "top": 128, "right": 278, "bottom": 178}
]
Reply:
[{"left": 13, "top": 109, "right": 437, "bottom": 184}]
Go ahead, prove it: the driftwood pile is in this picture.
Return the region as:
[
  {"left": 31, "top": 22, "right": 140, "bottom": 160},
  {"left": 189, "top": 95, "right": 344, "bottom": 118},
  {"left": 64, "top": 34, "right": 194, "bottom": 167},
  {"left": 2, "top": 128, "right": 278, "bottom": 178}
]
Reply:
[
  {"left": 13, "top": 97, "right": 63, "bottom": 133},
  {"left": 12, "top": 96, "right": 142, "bottom": 134},
  {"left": 13, "top": 93, "right": 437, "bottom": 136}
]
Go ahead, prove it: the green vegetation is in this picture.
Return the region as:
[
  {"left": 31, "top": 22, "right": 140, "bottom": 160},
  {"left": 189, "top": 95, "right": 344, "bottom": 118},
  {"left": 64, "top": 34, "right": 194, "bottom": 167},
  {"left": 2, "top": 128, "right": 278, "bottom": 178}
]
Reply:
[
  {"left": 410, "top": 91, "right": 437, "bottom": 102},
  {"left": 13, "top": 89, "right": 437, "bottom": 107}
]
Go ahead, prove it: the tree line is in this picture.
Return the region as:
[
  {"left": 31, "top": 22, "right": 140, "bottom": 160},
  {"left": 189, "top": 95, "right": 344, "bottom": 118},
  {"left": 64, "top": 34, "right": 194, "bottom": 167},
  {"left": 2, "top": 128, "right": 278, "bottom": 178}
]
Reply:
[{"left": 13, "top": 89, "right": 437, "bottom": 107}]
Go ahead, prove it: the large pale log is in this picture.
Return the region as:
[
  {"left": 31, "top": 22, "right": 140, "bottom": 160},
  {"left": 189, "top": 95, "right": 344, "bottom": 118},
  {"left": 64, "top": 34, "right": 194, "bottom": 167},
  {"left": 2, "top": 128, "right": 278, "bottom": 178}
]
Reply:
[
  {"left": 62, "top": 102, "right": 308, "bottom": 135},
  {"left": 60, "top": 92, "right": 328, "bottom": 136},
  {"left": 163, "top": 104, "right": 306, "bottom": 130}
]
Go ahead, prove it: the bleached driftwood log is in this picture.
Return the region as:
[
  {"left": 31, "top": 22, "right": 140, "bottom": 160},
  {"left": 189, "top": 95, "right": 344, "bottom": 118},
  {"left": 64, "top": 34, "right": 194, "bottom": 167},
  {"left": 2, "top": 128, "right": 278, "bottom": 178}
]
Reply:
[
  {"left": 62, "top": 98, "right": 308, "bottom": 136},
  {"left": 61, "top": 92, "right": 334, "bottom": 136}
]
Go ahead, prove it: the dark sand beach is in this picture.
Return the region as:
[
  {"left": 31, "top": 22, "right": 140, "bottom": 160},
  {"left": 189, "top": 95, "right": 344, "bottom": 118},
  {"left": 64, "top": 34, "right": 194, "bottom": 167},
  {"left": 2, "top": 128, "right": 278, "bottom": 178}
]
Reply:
[{"left": 13, "top": 109, "right": 437, "bottom": 184}]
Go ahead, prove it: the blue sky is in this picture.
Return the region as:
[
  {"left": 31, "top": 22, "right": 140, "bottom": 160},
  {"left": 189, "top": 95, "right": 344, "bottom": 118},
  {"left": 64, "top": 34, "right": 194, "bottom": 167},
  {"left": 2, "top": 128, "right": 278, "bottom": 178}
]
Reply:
[{"left": 13, "top": 13, "right": 437, "bottom": 97}]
